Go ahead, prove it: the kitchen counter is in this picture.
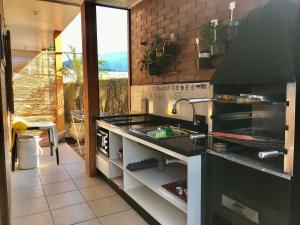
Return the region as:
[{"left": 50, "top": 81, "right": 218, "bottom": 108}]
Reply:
[
  {"left": 95, "top": 114, "right": 204, "bottom": 225},
  {"left": 96, "top": 114, "right": 207, "bottom": 157}
]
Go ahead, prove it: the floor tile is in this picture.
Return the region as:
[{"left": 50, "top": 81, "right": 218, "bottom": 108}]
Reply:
[
  {"left": 10, "top": 143, "right": 147, "bottom": 225},
  {"left": 47, "top": 190, "right": 85, "bottom": 210},
  {"left": 38, "top": 165, "right": 66, "bottom": 176},
  {"left": 11, "top": 197, "right": 49, "bottom": 218},
  {"left": 43, "top": 180, "right": 77, "bottom": 196},
  {"left": 11, "top": 170, "right": 41, "bottom": 190},
  {"left": 60, "top": 151, "right": 83, "bottom": 164},
  {"left": 40, "top": 172, "right": 71, "bottom": 184},
  {"left": 99, "top": 209, "right": 148, "bottom": 225},
  {"left": 74, "top": 219, "right": 102, "bottom": 225},
  {"left": 12, "top": 169, "right": 39, "bottom": 178},
  {"left": 68, "top": 170, "right": 88, "bottom": 180},
  {"left": 88, "top": 195, "right": 131, "bottom": 218},
  {"left": 64, "top": 163, "right": 85, "bottom": 173},
  {"left": 51, "top": 202, "right": 96, "bottom": 225},
  {"left": 11, "top": 211, "right": 54, "bottom": 225},
  {"left": 37, "top": 160, "right": 57, "bottom": 167},
  {"left": 11, "top": 185, "right": 44, "bottom": 203},
  {"left": 74, "top": 177, "right": 105, "bottom": 189},
  {"left": 80, "top": 184, "right": 116, "bottom": 201}
]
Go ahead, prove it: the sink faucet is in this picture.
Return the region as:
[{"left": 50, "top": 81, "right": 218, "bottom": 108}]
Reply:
[{"left": 171, "top": 97, "right": 212, "bottom": 125}]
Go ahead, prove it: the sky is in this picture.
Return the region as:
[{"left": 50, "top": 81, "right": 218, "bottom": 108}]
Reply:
[{"left": 61, "top": 6, "right": 128, "bottom": 55}]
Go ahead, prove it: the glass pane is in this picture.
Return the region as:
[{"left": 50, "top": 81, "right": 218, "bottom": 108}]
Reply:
[{"left": 96, "top": 6, "right": 129, "bottom": 116}]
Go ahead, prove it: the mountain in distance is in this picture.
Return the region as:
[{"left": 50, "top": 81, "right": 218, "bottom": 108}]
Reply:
[
  {"left": 99, "top": 51, "right": 128, "bottom": 72},
  {"left": 63, "top": 51, "right": 128, "bottom": 72}
]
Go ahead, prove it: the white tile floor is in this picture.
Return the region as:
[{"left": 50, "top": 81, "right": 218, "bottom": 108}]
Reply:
[{"left": 11, "top": 143, "right": 148, "bottom": 225}]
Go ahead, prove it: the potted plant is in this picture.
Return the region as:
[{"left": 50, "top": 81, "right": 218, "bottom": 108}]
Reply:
[
  {"left": 215, "top": 24, "right": 229, "bottom": 56},
  {"left": 163, "top": 33, "right": 178, "bottom": 56},
  {"left": 199, "top": 21, "right": 215, "bottom": 68},
  {"left": 141, "top": 35, "right": 165, "bottom": 75},
  {"left": 163, "top": 43, "right": 178, "bottom": 56}
]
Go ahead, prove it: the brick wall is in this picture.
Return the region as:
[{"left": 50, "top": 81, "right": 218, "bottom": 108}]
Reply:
[{"left": 131, "top": 0, "right": 265, "bottom": 85}]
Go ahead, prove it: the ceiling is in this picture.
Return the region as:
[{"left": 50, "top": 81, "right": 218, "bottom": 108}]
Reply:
[
  {"left": 4, "top": 0, "right": 81, "bottom": 51},
  {"left": 91, "top": 0, "right": 142, "bottom": 9}
]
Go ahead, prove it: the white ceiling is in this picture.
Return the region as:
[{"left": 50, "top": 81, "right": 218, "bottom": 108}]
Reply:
[
  {"left": 92, "top": 0, "right": 142, "bottom": 9},
  {"left": 4, "top": 0, "right": 81, "bottom": 51}
]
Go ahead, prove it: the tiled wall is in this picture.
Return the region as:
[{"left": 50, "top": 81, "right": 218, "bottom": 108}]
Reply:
[
  {"left": 131, "top": 0, "right": 266, "bottom": 85},
  {"left": 131, "top": 82, "right": 210, "bottom": 122}
]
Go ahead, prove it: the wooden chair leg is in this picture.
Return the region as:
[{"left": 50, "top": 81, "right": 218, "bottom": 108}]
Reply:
[
  {"left": 11, "top": 133, "right": 18, "bottom": 171},
  {"left": 48, "top": 129, "right": 53, "bottom": 156},
  {"left": 52, "top": 128, "right": 60, "bottom": 165},
  {"left": 56, "top": 146, "right": 59, "bottom": 165}
]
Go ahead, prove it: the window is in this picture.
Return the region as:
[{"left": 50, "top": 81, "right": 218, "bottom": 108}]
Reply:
[{"left": 96, "top": 6, "right": 129, "bottom": 116}]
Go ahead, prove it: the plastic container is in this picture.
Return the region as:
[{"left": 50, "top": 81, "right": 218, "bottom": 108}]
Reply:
[{"left": 17, "top": 135, "right": 38, "bottom": 169}]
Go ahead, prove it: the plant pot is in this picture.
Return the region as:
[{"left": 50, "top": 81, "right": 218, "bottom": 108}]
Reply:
[
  {"left": 211, "top": 55, "right": 224, "bottom": 68},
  {"left": 149, "top": 64, "right": 162, "bottom": 75},
  {"left": 163, "top": 44, "right": 178, "bottom": 56},
  {"left": 199, "top": 52, "right": 212, "bottom": 69}
]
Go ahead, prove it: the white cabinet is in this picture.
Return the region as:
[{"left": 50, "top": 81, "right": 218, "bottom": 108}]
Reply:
[
  {"left": 96, "top": 154, "right": 110, "bottom": 178},
  {"left": 95, "top": 122, "right": 202, "bottom": 225}
]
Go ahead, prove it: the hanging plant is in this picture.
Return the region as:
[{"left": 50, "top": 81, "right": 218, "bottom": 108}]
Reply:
[
  {"left": 199, "top": 22, "right": 215, "bottom": 68},
  {"left": 200, "top": 21, "right": 215, "bottom": 53},
  {"left": 141, "top": 35, "right": 166, "bottom": 75}
]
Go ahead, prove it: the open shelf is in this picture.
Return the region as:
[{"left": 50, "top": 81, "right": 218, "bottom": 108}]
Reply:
[
  {"left": 109, "top": 132, "right": 123, "bottom": 160},
  {"left": 111, "top": 158, "right": 123, "bottom": 169},
  {"left": 126, "top": 186, "right": 187, "bottom": 225},
  {"left": 111, "top": 176, "right": 123, "bottom": 189},
  {"left": 125, "top": 163, "right": 187, "bottom": 212}
]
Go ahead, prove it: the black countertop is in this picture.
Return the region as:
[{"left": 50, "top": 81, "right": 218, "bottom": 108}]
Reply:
[{"left": 96, "top": 114, "right": 208, "bottom": 157}]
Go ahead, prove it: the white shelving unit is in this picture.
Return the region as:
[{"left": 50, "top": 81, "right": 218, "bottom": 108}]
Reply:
[
  {"left": 109, "top": 131, "right": 123, "bottom": 160},
  {"left": 96, "top": 121, "right": 202, "bottom": 225},
  {"left": 127, "top": 186, "right": 187, "bottom": 225},
  {"left": 111, "top": 158, "right": 123, "bottom": 169},
  {"left": 111, "top": 176, "right": 123, "bottom": 189},
  {"left": 125, "top": 165, "right": 187, "bottom": 212}
]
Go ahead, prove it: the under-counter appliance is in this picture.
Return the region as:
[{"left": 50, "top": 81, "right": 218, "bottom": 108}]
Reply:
[
  {"left": 204, "top": 1, "right": 300, "bottom": 225},
  {"left": 96, "top": 114, "right": 157, "bottom": 158},
  {"left": 96, "top": 127, "right": 109, "bottom": 158}
]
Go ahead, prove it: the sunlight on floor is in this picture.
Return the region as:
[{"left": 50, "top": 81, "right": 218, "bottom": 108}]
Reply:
[{"left": 10, "top": 143, "right": 148, "bottom": 225}]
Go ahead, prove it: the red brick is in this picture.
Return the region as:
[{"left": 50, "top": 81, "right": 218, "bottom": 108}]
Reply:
[
  {"left": 131, "top": 0, "right": 263, "bottom": 85},
  {"left": 158, "top": 19, "right": 171, "bottom": 29}
]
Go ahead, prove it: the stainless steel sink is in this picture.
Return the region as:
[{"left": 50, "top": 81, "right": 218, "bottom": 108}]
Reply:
[{"left": 129, "top": 125, "right": 195, "bottom": 139}]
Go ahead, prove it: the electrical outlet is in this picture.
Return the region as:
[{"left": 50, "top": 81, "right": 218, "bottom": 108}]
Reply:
[
  {"left": 170, "top": 33, "right": 175, "bottom": 40},
  {"left": 229, "top": 1, "right": 236, "bottom": 10},
  {"left": 211, "top": 19, "right": 218, "bottom": 27}
]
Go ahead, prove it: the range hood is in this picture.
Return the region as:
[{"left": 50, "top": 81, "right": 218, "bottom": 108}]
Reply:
[{"left": 211, "top": 0, "right": 300, "bottom": 85}]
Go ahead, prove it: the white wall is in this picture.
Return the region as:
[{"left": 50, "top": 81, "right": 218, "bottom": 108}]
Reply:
[{"left": 131, "top": 82, "right": 210, "bottom": 122}]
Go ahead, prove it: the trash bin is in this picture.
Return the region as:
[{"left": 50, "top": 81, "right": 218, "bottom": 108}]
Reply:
[{"left": 17, "top": 135, "right": 38, "bottom": 169}]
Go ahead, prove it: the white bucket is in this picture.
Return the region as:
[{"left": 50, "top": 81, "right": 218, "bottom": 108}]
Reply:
[{"left": 17, "top": 135, "right": 38, "bottom": 169}]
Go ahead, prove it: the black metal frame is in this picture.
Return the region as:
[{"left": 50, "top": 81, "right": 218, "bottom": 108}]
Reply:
[{"left": 92, "top": 3, "right": 132, "bottom": 110}]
